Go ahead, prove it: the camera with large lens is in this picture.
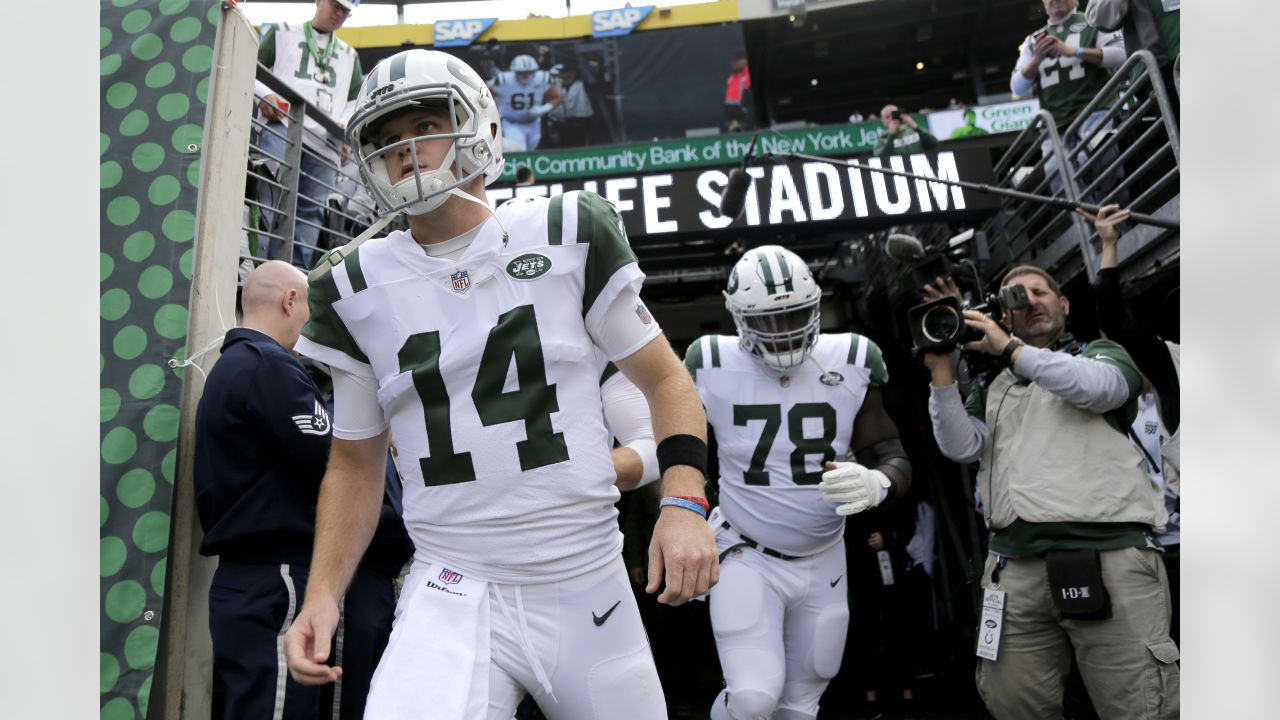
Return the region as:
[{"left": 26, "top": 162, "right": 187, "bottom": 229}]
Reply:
[{"left": 907, "top": 284, "right": 1030, "bottom": 354}]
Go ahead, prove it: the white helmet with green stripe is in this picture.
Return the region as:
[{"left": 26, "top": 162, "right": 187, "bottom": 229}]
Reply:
[
  {"left": 348, "top": 49, "right": 504, "bottom": 216},
  {"left": 724, "top": 245, "right": 821, "bottom": 372}
]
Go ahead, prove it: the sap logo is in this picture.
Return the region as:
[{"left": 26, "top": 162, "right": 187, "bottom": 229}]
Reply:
[
  {"left": 591, "top": 6, "right": 654, "bottom": 38},
  {"left": 434, "top": 18, "right": 496, "bottom": 47}
]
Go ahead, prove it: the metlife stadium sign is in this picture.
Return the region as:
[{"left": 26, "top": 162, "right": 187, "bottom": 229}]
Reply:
[
  {"left": 489, "top": 150, "right": 1000, "bottom": 238},
  {"left": 433, "top": 18, "right": 497, "bottom": 47},
  {"left": 592, "top": 6, "right": 654, "bottom": 37}
]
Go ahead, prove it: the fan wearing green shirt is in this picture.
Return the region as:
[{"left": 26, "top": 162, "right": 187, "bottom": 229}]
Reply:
[
  {"left": 872, "top": 104, "right": 939, "bottom": 157},
  {"left": 1011, "top": 0, "right": 1125, "bottom": 196}
]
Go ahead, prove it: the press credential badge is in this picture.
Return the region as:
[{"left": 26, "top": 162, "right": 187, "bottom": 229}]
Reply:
[{"left": 976, "top": 587, "right": 1006, "bottom": 661}]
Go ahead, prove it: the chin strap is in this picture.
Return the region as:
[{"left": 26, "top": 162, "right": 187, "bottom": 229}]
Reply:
[
  {"left": 444, "top": 186, "right": 509, "bottom": 247},
  {"left": 310, "top": 182, "right": 510, "bottom": 284}
]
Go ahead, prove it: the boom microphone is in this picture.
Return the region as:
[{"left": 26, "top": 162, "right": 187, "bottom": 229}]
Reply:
[
  {"left": 718, "top": 134, "right": 760, "bottom": 219},
  {"left": 718, "top": 169, "right": 754, "bottom": 219},
  {"left": 885, "top": 233, "right": 926, "bottom": 264}
]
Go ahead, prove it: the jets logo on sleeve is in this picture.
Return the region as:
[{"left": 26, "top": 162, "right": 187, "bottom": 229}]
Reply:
[{"left": 293, "top": 400, "right": 331, "bottom": 436}]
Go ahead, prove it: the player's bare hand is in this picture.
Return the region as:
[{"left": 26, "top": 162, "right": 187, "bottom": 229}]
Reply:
[
  {"left": 868, "top": 532, "right": 885, "bottom": 551},
  {"left": 647, "top": 505, "right": 718, "bottom": 606},
  {"left": 921, "top": 275, "right": 962, "bottom": 302},
  {"left": 284, "top": 599, "right": 342, "bottom": 685}
]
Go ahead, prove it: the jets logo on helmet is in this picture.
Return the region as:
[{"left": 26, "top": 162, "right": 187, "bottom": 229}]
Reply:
[
  {"left": 348, "top": 49, "right": 505, "bottom": 217},
  {"left": 724, "top": 245, "right": 821, "bottom": 372}
]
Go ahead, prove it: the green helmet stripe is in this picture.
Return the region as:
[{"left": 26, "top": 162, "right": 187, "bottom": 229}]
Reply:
[
  {"left": 758, "top": 252, "right": 779, "bottom": 293},
  {"left": 773, "top": 250, "right": 795, "bottom": 293}
]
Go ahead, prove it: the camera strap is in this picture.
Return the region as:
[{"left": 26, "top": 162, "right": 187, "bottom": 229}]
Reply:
[{"left": 1044, "top": 549, "right": 1112, "bottom": 620}]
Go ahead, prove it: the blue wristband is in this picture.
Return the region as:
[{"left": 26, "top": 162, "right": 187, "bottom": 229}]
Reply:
[
  {"left": 1076, "top": 46, "right": 1084, "bottom": 60},
  {"left": 659, "top": 497, "right": 708, "bottom": 518}
]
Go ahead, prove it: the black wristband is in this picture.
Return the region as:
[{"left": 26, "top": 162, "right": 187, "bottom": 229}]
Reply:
[
  {"left": 999, "top": 338, "right": 1024, "bottom": 367},
  {"left": 656, "top": 434, "right": 708, "bottom": 478}
]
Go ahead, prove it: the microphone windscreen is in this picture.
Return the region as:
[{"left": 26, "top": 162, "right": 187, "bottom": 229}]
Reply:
[
  {"left": 718, "top": 169, "right": 754, "bottom": 220},
  {"left": 885, "top": 233, "right": 926, "bottom": 264}
]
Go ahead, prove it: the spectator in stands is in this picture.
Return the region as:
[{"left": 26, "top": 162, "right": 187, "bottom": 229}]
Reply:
[
  {"left": 546, "top": 62, "right": 595, "bottom": 148},
  {"left": 848, "top": 111, "right": 865, "bottom": 124},
  {"left": 722, "top": 52, "right": 753, "bottom": 133},
  {"left": 1086, "top": 0, "right": 1180, "bottom": 106},
  {"left": 514, "top": 165, "right": 536, "bottom": 186},
  {"left": 873, "top": 104, "right": 939, "bottom": 157},
  {"left": 922, "top": 264, "right": 1178, "bottom": 719},
  {"left": 195, "top": 261, "right": 412, "bottom": 720},
  {"left": 1081, "top": 203, "right": 1181, "bottom": 643},
  {"left": 255, "top": 0, "right": 365, "bottom": 270},
  {"left": 1011, "top": 0, "right": 1125, "bottom": 194}
]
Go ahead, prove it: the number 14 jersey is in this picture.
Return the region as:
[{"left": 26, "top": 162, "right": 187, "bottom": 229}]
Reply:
[{"left": 296, "top": 192, "right": 659, "bottom": 584}]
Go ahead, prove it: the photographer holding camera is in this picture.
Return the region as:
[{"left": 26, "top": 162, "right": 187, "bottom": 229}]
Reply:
[
  {"left": 874, "top": 104, "right": 938, "bottom": 158},
  {"left": 920, "top": 265, "right": 1178, "bottom": 720}
]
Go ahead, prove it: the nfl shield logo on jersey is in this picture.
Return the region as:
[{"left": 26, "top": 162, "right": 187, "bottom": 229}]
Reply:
[
  {"left": 438, "top": 567, "right": 463, "bottom": 584},
  {"left": 450, "top": 269, "right": 471, "bottom": 293}
]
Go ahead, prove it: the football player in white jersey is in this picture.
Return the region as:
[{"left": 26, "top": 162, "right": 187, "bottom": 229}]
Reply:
[
  {"left": 490, "top": 54, "right": 562, "bottom": 151},
  {"left": 686, "top": 246, "right": 911, "bottom": 720},
  {"left": 281, "top": 49, "right": 717, "bottom": 719}
]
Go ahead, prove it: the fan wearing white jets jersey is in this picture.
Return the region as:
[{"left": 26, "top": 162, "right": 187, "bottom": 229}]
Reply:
[
  {"left": 686, "top": 245, "right": 911, "bottom": 720},
  {"left": 281, "top": 49, "right": 717, "bottom": 720},
  {"left": 490, "top": 54, "right": 562, "bottom": 151}
]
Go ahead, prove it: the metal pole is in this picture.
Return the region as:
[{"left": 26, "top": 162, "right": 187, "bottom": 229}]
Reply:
[
  {"left": 151, "top": 5, "right": 255, "bottom": 718},
  {"left": 755, "top": 149, "right": 1181, "bottom": 231}
]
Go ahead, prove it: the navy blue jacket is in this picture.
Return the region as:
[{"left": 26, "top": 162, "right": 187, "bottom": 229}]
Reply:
[{"left": 194, "top": 328, "right": 412, "bottom": 577}]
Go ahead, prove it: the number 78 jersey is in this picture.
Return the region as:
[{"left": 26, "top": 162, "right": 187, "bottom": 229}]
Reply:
[
  {"left": 296, "top": 192, "right": 656, "bottom": 584},
  {"left": 686, "top": 333, "right": 889, "bottom": 556}
]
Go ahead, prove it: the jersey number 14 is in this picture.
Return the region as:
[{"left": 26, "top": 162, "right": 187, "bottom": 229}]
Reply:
[{"left": 397, "top": 305, "right": 569, "bottom": 485}]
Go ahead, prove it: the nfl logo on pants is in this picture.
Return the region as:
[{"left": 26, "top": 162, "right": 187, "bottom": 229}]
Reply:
[
  {"left": 439, "top": 568, "right": 463, "bottom": 584},
  {"left": 450, "top": 269, "right": 471, "bottom": 293}
]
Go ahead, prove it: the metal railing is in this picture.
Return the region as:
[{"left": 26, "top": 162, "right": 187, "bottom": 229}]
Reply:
[
  {"left": 979, "top": 50, "right": 1180, "bottom": 287},
  {"left": 242, "top": 65, "right": 379, "bottom": 277}
]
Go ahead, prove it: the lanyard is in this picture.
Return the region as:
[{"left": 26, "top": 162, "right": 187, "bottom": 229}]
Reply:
[{"left": 303, "top": 21, "right": 335, "bottom": 68}]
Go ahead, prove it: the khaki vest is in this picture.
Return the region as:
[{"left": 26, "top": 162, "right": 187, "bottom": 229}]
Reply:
[{"left": 979, "top": 367, "right": 1166, "bottom": 532}]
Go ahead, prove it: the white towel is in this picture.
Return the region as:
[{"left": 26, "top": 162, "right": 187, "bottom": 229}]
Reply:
[{"left": 364, "top": 560, "right": 490, "bottom": 719}]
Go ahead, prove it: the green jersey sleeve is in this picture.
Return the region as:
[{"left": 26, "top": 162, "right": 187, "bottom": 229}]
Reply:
[
  {"left": 569, "top": 191, "right": 641, "bottom": 319},
  {"left": 848, "top": 334, "right": 889, "bottom": 386},
  {"left": 298, "top": 257, "right": 372, "bottom": 373},
  {"left": 683, "top": 337, "right": 706, "bottom": 381}
]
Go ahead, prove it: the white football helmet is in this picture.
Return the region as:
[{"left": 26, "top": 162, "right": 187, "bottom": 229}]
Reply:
[
  {"left": 724, "top": 245, "right": 821, "bottom": 372},
  {"left": 510, "top": 54, "right": 539, "bottom": 73},
  {"left": 347, "top": 49, "right": 504, "bottom": 216}
]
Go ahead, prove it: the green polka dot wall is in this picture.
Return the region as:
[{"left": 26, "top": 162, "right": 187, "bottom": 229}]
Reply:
[{"left": 101, "top": 1, "right": 220, "bottom": 715}]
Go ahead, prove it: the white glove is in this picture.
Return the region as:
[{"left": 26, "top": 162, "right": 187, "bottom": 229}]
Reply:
[
  {"left": 531, "top": 102, "right": 555, "bottom": 118},
  {"left": 819, "top": 462, "right": 891, "bottom": 516}
]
